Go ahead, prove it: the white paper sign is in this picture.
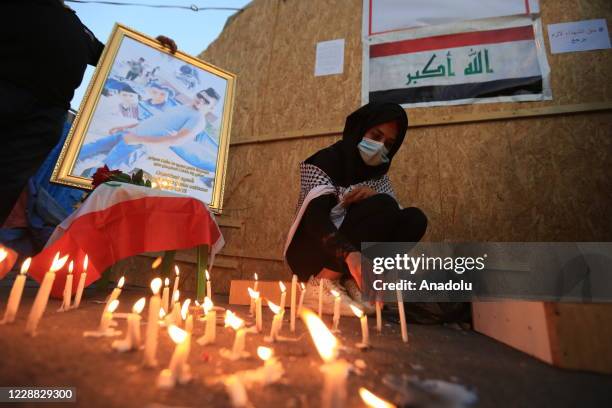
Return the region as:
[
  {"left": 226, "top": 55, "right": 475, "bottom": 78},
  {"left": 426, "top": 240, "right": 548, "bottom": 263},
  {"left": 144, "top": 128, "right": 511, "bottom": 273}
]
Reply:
[
  {"left": 314, "top": 39, "right": 345, "bottom": 76},
  {"left": 547, "top": 19, "right": 611, "bottom": 54}
]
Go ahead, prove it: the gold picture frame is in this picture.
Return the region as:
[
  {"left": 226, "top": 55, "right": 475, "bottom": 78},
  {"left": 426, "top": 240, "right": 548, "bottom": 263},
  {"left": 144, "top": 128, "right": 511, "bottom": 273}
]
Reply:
[{"left": 51, "top": 24, "right": 236, "bottom": 213}]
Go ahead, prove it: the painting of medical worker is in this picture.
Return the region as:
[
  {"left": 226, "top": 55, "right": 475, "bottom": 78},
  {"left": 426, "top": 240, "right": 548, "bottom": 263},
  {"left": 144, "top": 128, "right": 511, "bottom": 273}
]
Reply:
[{"left": 72, "top": 35, "right": 230, "bottom": 205}]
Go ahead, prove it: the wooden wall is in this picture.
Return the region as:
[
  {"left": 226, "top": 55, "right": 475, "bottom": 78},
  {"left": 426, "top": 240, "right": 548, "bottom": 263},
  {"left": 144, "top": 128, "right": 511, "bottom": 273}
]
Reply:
[{"left": 191, "top": 0, "right": 612, "bottom": 289}]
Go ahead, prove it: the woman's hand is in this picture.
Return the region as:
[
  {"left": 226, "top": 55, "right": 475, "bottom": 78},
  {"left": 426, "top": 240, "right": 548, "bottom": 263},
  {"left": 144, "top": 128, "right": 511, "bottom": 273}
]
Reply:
[
  {"left": 342, "top": 186, "right": 377, "bottom": 207},
  {"left": 345, "top": 251, "right": 363, "bottom": 290}
]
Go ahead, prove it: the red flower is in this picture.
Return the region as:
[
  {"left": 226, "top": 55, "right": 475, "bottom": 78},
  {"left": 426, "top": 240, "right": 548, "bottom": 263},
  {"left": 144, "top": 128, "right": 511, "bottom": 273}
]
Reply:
[{"left": 91, "top": 165, "right": 122, "bottom": 188}]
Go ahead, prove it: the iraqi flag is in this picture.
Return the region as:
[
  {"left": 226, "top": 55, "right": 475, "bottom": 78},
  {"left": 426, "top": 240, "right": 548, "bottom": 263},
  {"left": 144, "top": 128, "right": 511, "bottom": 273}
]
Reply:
[
  {"left": 27, "top": 183, "right": 224, "bottom": 298},
  {"left": 368, "top": 20, "right": 551, "bottom": 107}
]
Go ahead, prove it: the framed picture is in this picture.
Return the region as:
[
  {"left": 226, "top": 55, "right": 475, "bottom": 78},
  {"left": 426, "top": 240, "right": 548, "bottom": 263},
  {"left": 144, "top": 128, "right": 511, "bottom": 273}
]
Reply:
[{"left": 51, "top": 24, "right": 236, "bottom": 213}]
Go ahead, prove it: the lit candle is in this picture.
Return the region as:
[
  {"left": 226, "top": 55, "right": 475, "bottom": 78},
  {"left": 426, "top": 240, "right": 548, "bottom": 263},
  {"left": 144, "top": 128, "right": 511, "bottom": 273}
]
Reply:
[
  {"left": 278, "top": 281, "right": 287, "bottom": 310},
  {"left": 396, "top": 289, "right": 408, "bottom": 343},
  {"left": 248, "top": 288, "right": 262, "bottom": 332},
  {"left": 170, "top": 289, "right": 181, "bottom": 327},
  {"left": 256, "top": 346, "right": 284, "bottom": 385},
  {"left": 158, "top": 307, "right": 167, "bottom": 328},
  {"left": 264, "top": 300, "right": 284, "bottom": 343},
  {"left": 196, "top": 296, "right": 216, "bottom": 345},
  {"left": 205, "top": 269, "right": 212, "bottom": 301},
  {"left": 161, "top": 278, "right": 170, "bottom": 314},
  {"left": 330, "top": 289, "right": 341, "bottom": 333},
  {"left": 350, "top": 304, "right": 370, "bottom": 349},
  {"left": 112, "top": 297, "right": 146, "bottom": 352},
  {"left": 25, "top": 252, "right": 68, "bottom": 336},
  {"left": 298, "top": 282, "right": 306, "bottom": 314},
  {"left": 99, "top": 299, "right": 120, "bottom": 333},
  {"left": 278, "top": 281, "right": 287, "bottom": 332},
  {"left": 249, "top": 273, "right": 259, "bottom": 315},
  {"left": 0, "top": 257, "right": 31, "bottom": 324},
  {"left": 144, "top": 277, "right": 162, "bottom": 367},
  {"left": 359, "top": 387, "right": 396, "bottom": 408},
  {"left": 290, "top": 274, "right": 298, "bottom": 332},
  {"left": 157, "top": 325, "right": 192, "bottom": 388},
  {"left": 107, "top": 276, "right": 125, "bottom": 305},
  {"left": 318, "top": 278, "right": 324, "bottom": 317},
  {"left": 220, "top": 310, "right": 249, "bottom": 360},
  {"left": 59, "top": 260, "right": 74, "bottom": 312},
  {"left": 375, "top": 301, "right": 382, "bottom": 333},
  {"left": 73, "top": 255, "right": 88, "bottom": 309},
  {"left": 172, "top": 265, "right": 180, "bottom": 303},
  {"left": 181, "top": 298, "right": 193, "bottom": 333},
  {"left": 301, "top": 308, "right": 350, "bottom": 408}
]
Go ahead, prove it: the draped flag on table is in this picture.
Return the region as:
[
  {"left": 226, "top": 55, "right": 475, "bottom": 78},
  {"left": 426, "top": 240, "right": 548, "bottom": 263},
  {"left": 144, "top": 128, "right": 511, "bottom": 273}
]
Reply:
[
  {"left": 362, "top": 0, "right": 551, "bottom": 107},
  {"left": 27, "top": 183, "right": 224, "bottom": 298}
]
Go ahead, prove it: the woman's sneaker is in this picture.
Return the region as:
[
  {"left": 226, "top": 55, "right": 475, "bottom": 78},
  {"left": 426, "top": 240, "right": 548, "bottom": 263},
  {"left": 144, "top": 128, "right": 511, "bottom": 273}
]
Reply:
[
  {"left": 342, "top": 278, "right": 376, "bottom": 316},
  {"left": 301, "top": 276, "right": 356, "bottom": 316}
]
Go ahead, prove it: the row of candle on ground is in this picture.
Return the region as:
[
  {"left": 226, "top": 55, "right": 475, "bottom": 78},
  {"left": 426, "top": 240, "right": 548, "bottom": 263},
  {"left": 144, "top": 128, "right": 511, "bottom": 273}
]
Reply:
[
  {"left": 1, "top": 251, "right": 406, "bottom": 350},
  {"left": 248, "top": 273, "right": 409, "bottom": 343},
  {"left": 0, "top": 252, "right": 216, "bottom": 335}
]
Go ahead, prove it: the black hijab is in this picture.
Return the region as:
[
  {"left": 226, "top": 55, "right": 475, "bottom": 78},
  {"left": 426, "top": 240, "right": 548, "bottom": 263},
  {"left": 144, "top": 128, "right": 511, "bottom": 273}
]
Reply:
[{"left": 305, "top": 102, "right": 408, "bottom": 187}]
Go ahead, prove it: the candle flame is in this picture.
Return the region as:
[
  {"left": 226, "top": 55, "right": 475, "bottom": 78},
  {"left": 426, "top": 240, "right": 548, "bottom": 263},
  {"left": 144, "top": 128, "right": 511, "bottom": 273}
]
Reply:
[
  {"left": 164, "top": 277, "right": 170, "bottom": 286},
  {"left": 300, "top": 282, "right": 305, "bottom": 290},
  {"left": 117, "top": 276, "right": 125, "bottom": 289},
  {"left": 267, "top": 300, "right": 281, "bottom": 315},
  {"left": 350, "top": 304, "right": 364, "bottom": 318},
  {"left": 224, "top": 310, "right": 244, "bottom": 330},
  {"left": 257, "top": 346, "right": 273, "bottom": 361},
  {"left": 247, "top": 287, "right": 259, "bottom": 300},
  {"left": 159, "top": 308, "right": 166, "bottom": 319},
  {"left": 133, "top": 297, "right": 146, "bottom": 314},
  {"left": 279, "top": 281, "right": 286, "bottom": 293},
  {"left": 68, "top": 261, "right": 74, "bottom": 275},
  {"left": 181, "top": 298, "right": 191, "bottom": 320},
  {"left": 83, "top": 254, "right": 89, "bottom": 272},
  {"left": 172, "top": 289, "right": 180, "bottom": 303},
  {"left": 254, "top": 272, "right": 258, "bottom": 281},
  {"left": 151, "top": 256, "right": 162, "bottom": 269},
  {"left": 301, "top": 308, "right": 338, "bottom": 363},
  {"left": 107, "top": 299, "right": 119, "bottom": 313},
  {"left": 203, "top": 296, "right": 213, "bottom": 314},
  {"left": 20, "top": 257, "right": 32, "bottom": 275},
  {"left": 0, "top": 248, "right": 7, "bottom": 262},
  {"left": 51, "top": 252, "right": 69, "bottom": 272},
  {"left": 205, "top": 269, "right": 210, "bottom": 281},
  {"left": 174, "top": 265, "right": 180, "bottom": 276},
  {"left": 168, "top": 325, "right": 187, "bottom": 344},
  {"left": 330, "top": 289, "right": 340, "bottom": 298},
  {"left": 150, "top": 277, "right": 162, "bottom": 295},
  {"left": 359, "top": 388, "right": 396, "bottom": 408}
]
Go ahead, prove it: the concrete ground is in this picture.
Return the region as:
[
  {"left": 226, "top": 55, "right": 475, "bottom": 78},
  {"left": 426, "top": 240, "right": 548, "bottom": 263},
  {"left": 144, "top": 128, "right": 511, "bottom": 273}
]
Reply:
[{"left": 0, "top": 285, "right": 611, "bottom": 408}]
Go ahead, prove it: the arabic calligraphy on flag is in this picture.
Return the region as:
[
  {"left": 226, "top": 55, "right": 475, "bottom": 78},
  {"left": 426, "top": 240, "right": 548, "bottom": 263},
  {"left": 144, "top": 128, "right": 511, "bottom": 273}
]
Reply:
[{"left": 367, "top": 19, "right": 551, "bottom": 107}]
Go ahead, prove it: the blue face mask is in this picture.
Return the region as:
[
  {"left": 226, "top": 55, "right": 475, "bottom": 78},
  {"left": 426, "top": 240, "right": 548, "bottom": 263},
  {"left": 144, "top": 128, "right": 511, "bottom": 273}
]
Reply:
[{"left": 358, "top": 138, "right": 389, "bottom": 166}]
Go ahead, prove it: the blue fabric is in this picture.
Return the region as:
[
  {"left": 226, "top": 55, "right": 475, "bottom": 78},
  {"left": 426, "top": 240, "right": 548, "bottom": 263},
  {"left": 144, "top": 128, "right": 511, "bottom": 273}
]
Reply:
[{"left": 0, "top": 120, "right": 84, "bottom": 255}]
